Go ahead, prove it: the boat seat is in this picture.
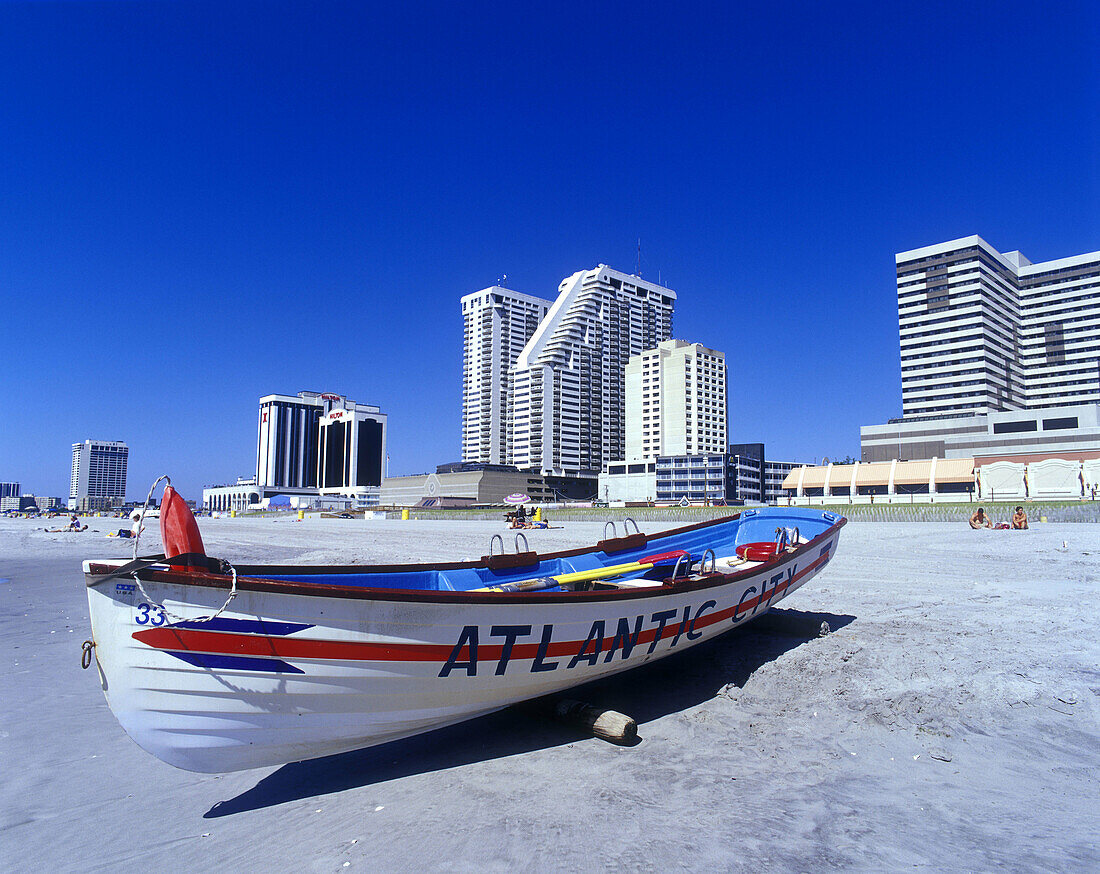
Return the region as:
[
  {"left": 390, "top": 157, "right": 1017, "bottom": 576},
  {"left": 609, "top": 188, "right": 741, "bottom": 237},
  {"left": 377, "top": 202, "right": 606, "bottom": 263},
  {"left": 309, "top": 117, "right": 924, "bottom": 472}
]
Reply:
[
  {"left": 713, "top": 555, "right": 748, "bottom": 572},
  {"left": 605, "top": 578, "right": 665, "bottom": 588},
  {"left": 592, "top": 578, "right": 664, "bottom": 590}
]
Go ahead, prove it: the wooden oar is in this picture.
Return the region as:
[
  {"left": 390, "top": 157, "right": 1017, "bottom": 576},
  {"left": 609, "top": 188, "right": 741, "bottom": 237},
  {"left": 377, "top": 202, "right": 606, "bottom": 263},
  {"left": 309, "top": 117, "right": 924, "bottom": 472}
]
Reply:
[{"left": 473, "top": 549, "right": 690, "bottom": 593}]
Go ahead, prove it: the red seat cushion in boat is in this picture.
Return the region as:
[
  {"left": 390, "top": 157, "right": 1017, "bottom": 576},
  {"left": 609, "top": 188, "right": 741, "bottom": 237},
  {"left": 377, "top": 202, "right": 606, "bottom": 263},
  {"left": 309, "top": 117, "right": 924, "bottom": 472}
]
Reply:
[{"left": 735, "top": 542, "right": 780, "bottom": 562}]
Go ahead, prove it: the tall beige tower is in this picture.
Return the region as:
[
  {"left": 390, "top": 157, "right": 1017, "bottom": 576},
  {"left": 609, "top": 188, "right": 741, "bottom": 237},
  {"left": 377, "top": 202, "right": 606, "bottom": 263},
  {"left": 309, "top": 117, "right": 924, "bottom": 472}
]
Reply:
[{"left": 624, "top": 339, "right": 727, "bottom": 461}]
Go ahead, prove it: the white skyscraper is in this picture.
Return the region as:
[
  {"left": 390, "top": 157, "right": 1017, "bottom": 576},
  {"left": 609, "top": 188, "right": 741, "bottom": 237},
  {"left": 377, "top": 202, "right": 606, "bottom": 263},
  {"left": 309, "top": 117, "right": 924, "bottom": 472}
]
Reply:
[
  {"left": 511, "top": 265, "right": 676, "bottom": 475},
  {"left": 624, "top": 340, "right": 727, "bottom": 461},
  {"left": 70, "top": 440, "right": 128, "bottom": 511},
  {"left": 460, "top": 285, "right": 551, "bottom": 464},
  {"left": 896, "top": 236, "right": 1100, "bottom": 420}
]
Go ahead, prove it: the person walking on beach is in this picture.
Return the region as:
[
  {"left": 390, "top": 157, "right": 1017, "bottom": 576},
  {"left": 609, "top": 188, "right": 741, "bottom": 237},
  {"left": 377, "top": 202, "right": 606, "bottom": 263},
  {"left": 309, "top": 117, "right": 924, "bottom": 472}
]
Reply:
[
  {"left": 969, "top": 507, "right": 993, "bottom": 529},
  {"left": 1011, "top": 506, "right": 1029, "bottom": 529}
]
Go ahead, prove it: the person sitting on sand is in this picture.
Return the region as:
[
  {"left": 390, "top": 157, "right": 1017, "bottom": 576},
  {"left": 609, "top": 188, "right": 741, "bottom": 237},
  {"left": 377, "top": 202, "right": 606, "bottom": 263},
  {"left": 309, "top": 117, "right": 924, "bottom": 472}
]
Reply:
[
  {"left": 69, "top": 514, "right": 82, "bottom": 531},
  {"left": 969, "top": 508, "right": 993, "bottom": 529},
  {"left": 1011, "top": 506, "right": 1029, "bottom": 530}
]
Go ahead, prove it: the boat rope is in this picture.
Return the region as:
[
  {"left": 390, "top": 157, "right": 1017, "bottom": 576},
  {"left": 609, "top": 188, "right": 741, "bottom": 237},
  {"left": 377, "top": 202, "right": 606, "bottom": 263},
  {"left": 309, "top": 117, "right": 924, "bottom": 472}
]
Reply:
[
  {"left": 81, "top": 639, "right": 95, "bottom": 670},
  {"left": 129, "top": 563, "right": 238, "bottom": 625},
  {"left": 126, "top": 473, "right": 239, "bottom": 624},
  {"left": 130, "top": 474, "right": 171, "bottom": 562}
]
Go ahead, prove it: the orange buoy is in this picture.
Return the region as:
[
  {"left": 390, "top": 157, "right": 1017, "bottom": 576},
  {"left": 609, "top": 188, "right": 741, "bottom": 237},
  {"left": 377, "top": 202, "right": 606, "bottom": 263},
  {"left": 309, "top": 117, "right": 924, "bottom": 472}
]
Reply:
[{"left": 160, "top": 485, "right": 206, "bottom": 568}]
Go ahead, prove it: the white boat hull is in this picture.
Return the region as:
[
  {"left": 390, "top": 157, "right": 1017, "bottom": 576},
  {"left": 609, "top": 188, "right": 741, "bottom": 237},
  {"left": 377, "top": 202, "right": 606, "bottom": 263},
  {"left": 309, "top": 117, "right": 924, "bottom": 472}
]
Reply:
[{"left": 85, "top": 514, "right": 843, "bottom": 772}]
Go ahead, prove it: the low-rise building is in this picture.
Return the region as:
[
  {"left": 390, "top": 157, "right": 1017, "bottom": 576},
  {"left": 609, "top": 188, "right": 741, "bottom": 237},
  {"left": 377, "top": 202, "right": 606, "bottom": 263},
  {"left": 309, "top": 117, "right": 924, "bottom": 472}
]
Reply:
[
  {"left": 783, "top": 455, "right": 1100, "bottom": 503},
  {"left": 203, "top": 477, "right": 263, "bottom": 513},
  {"left": 861, "top": 403, "right": 1100, "bottom": 463},
  {"left": 381, "top": 463, "right": 595, "bottom": 507},
  {"left": 599, "top": 461, "right": 657, "bottom": 504},
  {"left": 600, "top": 443, "right": 807, "bottom": 505}
]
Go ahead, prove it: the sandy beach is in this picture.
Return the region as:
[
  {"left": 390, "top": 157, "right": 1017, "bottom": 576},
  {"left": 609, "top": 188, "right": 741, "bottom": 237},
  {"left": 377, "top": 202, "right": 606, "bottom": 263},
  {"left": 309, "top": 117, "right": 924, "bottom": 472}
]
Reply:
[{"left": 1, "top": 513, "right": 1097, "bottom": 872}]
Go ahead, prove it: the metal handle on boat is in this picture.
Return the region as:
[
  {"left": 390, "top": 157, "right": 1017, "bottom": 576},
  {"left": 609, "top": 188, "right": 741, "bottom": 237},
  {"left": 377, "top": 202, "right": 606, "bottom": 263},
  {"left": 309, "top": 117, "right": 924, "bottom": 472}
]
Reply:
[
  {"left": 624, "top": 517, "right": 640, "bottom": 535},
  {"left": 774, "top": 527, "right": 789, "bottom": 552},
  {"left": 788, "top": 527, "right": 800, "bottom": 548},
  {"left": 489, "top": 534, "right": 504, "bottom": 557},
  {"left": 671, "top": 554, "right": 692, "bottom": 581},
  {"left": 514, "top": 532, "right": 530, "bottom": 553},
  {"left": 603, "top": 521, "right": 618, "bottom": 540},
  {"left": 700, "top": 549, "right": 716, "bottom": 574}
]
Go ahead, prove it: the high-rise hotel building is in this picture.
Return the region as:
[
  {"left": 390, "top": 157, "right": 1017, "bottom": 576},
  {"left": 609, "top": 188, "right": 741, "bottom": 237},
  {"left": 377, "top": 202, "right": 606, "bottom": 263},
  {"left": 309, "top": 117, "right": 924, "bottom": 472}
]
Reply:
[
  {"left": 70, "top": 440, "right": 128, "bottom": 511},
  {"left": 861, "top": 235, "right": 1100, "bottom": 462},
  {"left": 460, "top": 285, "right": 551, "bottom": 464},
  {"left": 624, "top": 339, "right": 727, "bottom": 460},
  {"left": 511, "top": 265, "right": 675, "bottom": 476},
  {"left": 897, "top": 235, "right": 1099, "bottom": 418},
  {"left": 257, "top": 392, "right": 386, "bottom": 502}
]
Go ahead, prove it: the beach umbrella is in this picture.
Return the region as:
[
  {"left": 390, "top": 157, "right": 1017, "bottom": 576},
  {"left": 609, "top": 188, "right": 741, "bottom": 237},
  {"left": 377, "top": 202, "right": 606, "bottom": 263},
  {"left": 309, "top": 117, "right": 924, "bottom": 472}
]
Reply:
[{"left": 504, "top": 493, "right": 530, "bottom": 505}]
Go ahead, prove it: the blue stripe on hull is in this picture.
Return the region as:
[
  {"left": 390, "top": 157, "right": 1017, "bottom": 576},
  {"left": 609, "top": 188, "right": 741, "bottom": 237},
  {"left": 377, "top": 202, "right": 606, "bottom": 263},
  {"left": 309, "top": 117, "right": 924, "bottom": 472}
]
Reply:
[
  {"left": 168, "top": 618, "right": 313, "bottom": 635},
  {"left": 163, "top": 650, "right": 305, "bottom": 673}
]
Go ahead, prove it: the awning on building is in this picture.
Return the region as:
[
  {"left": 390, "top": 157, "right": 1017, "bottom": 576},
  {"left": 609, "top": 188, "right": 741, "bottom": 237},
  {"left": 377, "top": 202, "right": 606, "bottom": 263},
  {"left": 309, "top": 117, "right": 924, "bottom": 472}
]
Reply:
[
  {"left": 935, "top": 458, "right": 975, "bottom": 483},
  {"left": 795, "top": 467, "right": 829, "bottom": 488},
  {"left": 854, "top": 462, "right": 893, "bottom": 485},
  {"left": 892, "top": 460, "right": 932, "bottom": 485}
]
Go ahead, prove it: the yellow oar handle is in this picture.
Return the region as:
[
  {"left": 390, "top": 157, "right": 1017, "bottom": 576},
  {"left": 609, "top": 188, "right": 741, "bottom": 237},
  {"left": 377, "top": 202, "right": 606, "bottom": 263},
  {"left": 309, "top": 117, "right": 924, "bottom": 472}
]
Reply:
[{"left": 553, "top": 560, "right": 649, "bottom": 585}]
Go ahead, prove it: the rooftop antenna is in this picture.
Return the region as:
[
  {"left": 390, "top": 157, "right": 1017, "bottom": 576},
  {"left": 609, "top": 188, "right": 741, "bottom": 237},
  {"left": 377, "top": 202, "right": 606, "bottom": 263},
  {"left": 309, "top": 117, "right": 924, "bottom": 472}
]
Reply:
[{"left": 635, "top": 239, "right": 641, "bottom": 277}]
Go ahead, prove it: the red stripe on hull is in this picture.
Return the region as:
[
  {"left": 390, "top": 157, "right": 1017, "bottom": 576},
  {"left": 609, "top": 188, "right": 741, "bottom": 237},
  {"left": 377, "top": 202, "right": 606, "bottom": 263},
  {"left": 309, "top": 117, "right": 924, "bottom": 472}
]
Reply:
[{"left": 132, "top": 550, "right": 831, "bottom": 664}]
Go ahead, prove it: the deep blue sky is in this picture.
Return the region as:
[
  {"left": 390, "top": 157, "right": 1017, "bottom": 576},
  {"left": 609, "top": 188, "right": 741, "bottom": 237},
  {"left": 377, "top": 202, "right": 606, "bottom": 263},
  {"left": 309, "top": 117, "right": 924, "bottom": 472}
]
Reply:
[{"left": 2, "top": 1, "right": 1097, "bottom": 501}]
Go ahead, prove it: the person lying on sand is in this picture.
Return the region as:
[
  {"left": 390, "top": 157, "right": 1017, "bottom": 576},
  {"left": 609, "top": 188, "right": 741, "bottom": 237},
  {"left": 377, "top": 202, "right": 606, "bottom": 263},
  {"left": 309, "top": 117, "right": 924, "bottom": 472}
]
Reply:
[
  {"left": 1011, "top": 506, "right": 1029, "bottom": 529},
  {"left": 969, "top": 508, "right": 993, "bottom": 529},
  {"left": 48, "top": 525, "right": 88, "bottom": 533}
]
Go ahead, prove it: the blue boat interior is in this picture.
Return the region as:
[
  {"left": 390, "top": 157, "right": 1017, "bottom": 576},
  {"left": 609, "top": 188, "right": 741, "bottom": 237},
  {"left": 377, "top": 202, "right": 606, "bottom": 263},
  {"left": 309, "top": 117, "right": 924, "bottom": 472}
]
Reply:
[{"left": 258, "top": 508, "right": 840, "bottom": 593}]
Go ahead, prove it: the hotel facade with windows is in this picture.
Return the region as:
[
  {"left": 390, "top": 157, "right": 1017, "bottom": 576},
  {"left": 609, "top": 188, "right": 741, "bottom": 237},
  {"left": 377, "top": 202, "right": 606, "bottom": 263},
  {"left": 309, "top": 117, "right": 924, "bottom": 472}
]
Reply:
[
  {"left": 509, "top": 265, "right": 676, "bottom": 476},
  {"left": 861, "top": 235, "right": 1100, "bottom": 464},
  {"left": 625, "top": 339, "right": 728, "bottom": 461},
  {"left": 69, "top": 440, "right": 128, "bottom": 511},
  {"left": 460, "top": 285, "right": 551, "bottom": 465},
  {"left": 206, "top": 392, "right": 387, "bottom": 511},
  {"left": 787, "top": 235, "right": 1100, "bottom": 504},
  {"left": 251, "top": 391, "right": 386, "bottom": 506}
]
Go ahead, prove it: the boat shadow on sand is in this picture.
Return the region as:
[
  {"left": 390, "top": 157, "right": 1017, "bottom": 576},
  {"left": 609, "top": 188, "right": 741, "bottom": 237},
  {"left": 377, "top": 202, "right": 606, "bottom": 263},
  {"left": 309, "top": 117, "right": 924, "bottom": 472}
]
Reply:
[{"left": 205, "top": 607, "right": 855, "bottom": 818}]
